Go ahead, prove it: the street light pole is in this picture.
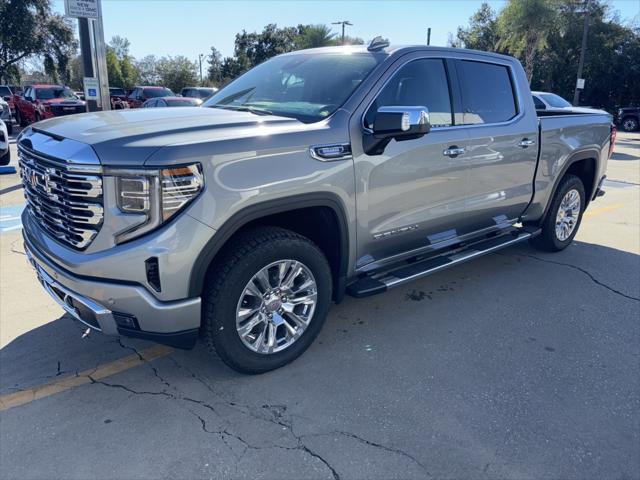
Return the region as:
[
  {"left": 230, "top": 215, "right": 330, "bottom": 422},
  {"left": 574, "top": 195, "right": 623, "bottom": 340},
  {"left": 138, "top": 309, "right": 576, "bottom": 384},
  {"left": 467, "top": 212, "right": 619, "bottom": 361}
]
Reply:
[
  {"left": 573, "top": 0, "right": 590, "bottom": 106},
  {"left": 332, "top": 20, "right": 353, "bottom": 45},
  {"left": 198, "top": 54, "right": 204, "bottom": 86}
]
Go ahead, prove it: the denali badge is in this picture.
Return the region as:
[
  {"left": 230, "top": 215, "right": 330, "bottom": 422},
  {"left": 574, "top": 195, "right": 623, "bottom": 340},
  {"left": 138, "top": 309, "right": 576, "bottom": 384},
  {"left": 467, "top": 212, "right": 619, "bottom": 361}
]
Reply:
[{"left": 373, "top": 224, "right": 419, "bottom": 240}]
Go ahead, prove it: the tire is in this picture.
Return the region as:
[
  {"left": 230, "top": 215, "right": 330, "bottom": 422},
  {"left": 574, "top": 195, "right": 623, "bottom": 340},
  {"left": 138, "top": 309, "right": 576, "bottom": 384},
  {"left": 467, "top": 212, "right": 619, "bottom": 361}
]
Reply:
[
  {"left": 202, "top": 226, "right": 333, "bottom": 374},
  {"left": 0, "top": 149, "right": 9, "bottom": 166},
  {"left": 530, "top": 174, "right": 586, "bottom": 252},
  {"left": 621, "top": 116, "right": 638, "bottom": 132}
]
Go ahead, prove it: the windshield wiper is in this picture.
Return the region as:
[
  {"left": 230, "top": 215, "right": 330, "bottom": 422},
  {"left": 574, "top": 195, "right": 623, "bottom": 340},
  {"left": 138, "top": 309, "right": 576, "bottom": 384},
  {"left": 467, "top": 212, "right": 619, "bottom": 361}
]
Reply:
[{"left": 209, "top": 105, "right": 274, "bottom": 116}]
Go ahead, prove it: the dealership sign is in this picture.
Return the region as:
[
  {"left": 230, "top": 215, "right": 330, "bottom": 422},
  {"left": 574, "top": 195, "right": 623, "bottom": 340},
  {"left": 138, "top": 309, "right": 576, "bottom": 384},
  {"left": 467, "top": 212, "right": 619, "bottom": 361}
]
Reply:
[{"left": 64, "top": 0, "right": 100, "bottom": 19}]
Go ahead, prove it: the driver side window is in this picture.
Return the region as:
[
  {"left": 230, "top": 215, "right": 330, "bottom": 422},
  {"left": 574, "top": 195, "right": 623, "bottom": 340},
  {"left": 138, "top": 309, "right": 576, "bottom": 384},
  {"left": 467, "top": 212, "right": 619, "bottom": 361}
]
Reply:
[{"left": 365, "top": 58, "right": 453, "bottom": 129}]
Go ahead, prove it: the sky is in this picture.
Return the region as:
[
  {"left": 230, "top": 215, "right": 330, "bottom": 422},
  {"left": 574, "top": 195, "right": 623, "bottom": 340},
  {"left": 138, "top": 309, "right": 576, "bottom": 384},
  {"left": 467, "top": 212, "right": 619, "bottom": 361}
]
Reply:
[{"left": 52, "top": 0, "right": 640, "bottom": 62}]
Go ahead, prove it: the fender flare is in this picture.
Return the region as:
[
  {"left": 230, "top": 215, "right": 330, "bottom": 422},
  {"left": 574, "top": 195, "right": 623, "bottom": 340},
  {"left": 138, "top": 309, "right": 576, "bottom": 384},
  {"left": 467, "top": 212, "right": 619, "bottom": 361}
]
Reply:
[
  {"left": 540, "top": 148, "right": 601, "bottom": 221},
  {"left": 188, "top": 192, "right": 350, "bottom": 301}
]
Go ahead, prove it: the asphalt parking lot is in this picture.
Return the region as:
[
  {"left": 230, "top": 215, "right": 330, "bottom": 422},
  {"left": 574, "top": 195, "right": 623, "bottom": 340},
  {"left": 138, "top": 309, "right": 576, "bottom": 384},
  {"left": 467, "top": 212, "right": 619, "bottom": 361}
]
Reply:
[{"left": 1, "top": 125, "right": 639, "bottom": 479}]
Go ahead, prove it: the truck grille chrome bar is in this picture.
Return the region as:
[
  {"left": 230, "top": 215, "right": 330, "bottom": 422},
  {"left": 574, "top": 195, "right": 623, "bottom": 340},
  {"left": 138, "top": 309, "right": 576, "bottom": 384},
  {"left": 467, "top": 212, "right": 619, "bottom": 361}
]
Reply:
[{"left": 18, "top": 144, "right": 103, "bottom": 249}]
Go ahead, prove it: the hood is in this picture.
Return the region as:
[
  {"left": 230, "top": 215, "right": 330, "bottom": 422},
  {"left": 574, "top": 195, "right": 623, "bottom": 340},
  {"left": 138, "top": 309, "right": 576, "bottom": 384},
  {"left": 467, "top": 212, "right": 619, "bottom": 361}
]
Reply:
[{"left": 34, "top": 106, "right": 307, "bottom": 166}]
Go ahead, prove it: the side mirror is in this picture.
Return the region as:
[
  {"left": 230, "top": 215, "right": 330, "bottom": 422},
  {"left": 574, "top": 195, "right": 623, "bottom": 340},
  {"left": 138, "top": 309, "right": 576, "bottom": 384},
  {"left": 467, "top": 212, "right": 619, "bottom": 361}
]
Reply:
[{"left": 363, "top": 106, "right": 430, "bottom": 155}]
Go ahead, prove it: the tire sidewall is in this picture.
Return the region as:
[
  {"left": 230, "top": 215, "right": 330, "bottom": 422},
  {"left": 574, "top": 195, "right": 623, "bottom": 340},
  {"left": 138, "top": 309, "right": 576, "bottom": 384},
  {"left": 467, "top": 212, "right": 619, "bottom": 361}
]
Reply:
[
  {"left": 547, "top": 176, "right": 586, "bottom": 250},
  {"left": 209, "top": 237, "right": 332, "bottom": 373},
  {"left": 622, "top": 117, "right": 638, "bottom": 132}
]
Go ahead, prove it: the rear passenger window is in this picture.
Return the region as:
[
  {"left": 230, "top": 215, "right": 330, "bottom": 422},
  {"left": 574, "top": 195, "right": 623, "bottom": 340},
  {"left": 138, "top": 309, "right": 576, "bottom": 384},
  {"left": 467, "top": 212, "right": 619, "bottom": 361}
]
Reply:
[
  {"left": 457, "top": 61, "right": 517, "bottom": 124},
  {"left": 365, "top": 58, "right": 453, "bottom": 128}
]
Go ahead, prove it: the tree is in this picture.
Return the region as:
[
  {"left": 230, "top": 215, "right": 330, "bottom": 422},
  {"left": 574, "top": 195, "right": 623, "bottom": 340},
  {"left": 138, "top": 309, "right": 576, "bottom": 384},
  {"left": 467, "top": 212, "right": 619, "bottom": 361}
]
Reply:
[
  {"left": 297, "top": 24, "right": 336, "bottom": 49},
  {"left": 109, "top": 35, "right": 131, "bottom": 59},
  {"left": 207, "top": 47, "right": 224, "bottom": 85},
  {"left": 0, "top": 0, "right": 77, "bottom": 83},
  {"left": 497, "top": 0, "right": 559, "bottom": 82},
  {"left": 453, "top": 2, "right": 500, "bottom": 51},
  {"left": 136, "top": 55, "right": 160, "bottom": 85},
  {"left": 156, "top": 55, "right": 199, "bottom": 92}
]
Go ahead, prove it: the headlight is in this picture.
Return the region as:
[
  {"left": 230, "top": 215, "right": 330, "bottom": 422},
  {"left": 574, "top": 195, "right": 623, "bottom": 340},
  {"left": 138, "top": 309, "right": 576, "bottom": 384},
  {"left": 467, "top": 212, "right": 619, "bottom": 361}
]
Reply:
[{"left": 111, "top": 163, "right": 204, "bottom": 243}]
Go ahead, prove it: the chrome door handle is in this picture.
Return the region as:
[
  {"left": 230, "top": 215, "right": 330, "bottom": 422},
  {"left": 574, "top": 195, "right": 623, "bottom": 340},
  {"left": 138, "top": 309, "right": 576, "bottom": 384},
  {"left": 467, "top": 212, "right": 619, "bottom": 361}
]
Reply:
[
  {"left": 443, "top": 146, "right": 466, "bottom": 157},
  {"left": 519, "top": 139, "right": 535, "bottom": 148}
]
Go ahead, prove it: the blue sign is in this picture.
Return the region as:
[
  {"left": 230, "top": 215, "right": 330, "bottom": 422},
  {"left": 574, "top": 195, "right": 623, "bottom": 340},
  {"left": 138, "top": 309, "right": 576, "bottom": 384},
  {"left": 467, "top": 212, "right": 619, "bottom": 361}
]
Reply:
[{"left": 88, "top": 88, "right": 97, "bottom": 96}]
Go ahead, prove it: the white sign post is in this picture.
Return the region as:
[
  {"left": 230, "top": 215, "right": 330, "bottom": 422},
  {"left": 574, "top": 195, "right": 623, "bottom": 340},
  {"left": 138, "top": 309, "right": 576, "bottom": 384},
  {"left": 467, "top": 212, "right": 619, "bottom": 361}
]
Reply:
[
  {"left": 64, "top": 0, "right": 99, "bottom": 19},
  {"left": 576, "top": 78, "right": 585, "bottom": 90},
  {"left": 64, "top": 0, "right": 110, "bottom": 111},
  {"left": 83, "top": 77, "right": 99, "bottom": 101}
]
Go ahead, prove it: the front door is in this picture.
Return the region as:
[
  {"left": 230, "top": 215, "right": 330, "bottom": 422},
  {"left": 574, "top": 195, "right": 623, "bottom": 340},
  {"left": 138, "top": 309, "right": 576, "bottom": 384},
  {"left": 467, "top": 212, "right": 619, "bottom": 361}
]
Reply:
[{"left": 351, "top": 56, "right": 470, "bottom": 271}]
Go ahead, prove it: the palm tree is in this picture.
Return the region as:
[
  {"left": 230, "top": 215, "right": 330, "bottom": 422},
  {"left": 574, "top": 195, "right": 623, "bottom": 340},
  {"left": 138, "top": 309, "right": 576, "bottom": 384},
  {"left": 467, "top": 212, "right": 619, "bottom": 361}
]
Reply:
[{"left": 297, "top": 25, "right": 336, "bottom": 49}]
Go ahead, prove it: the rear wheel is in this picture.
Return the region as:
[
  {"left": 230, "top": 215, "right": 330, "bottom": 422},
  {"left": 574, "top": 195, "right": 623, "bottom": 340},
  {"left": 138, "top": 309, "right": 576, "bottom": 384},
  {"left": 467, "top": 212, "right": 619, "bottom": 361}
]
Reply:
[
  {"left": 621, "top": 116, "right": 638, "bottom": 132},
  {"left": 202, "top": 226, "right": 332, "bottom": 374},
  {"left": 531, "top": 174, "right": 585, "bottom": 252}
]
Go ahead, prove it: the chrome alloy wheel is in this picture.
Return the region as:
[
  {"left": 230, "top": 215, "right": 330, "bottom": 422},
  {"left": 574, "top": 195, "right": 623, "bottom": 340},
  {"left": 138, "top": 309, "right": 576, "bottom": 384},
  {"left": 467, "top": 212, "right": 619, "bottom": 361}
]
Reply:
[
  {"left": 235, "top": 260, "right": 318, "bottom": 354},
  {"left": 555, "top": 189, "right": 581, "bottom": 241}
]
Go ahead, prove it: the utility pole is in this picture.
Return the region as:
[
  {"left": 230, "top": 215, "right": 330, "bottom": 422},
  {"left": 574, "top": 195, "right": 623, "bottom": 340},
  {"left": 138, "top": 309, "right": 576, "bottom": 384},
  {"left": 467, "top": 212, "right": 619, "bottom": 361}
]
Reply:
[
  {"left": 332, "top": 20, "right": 353, "bottom": 45},
  {"left": 573, "top": 0, "right": 590, "bottom": 106},
  {"left": 427, "top": 28, "right": 431, "bottom": 46},
  {"left": 198, "top": 54, "right": 204, "bottom": 86}
]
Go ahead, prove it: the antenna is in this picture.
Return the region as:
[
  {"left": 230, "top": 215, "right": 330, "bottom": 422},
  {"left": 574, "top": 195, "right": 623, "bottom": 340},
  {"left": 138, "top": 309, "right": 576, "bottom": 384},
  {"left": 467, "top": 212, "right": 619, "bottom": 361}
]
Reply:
[{"left": 368, "top": 36, "right": 390, "bottom": 52}]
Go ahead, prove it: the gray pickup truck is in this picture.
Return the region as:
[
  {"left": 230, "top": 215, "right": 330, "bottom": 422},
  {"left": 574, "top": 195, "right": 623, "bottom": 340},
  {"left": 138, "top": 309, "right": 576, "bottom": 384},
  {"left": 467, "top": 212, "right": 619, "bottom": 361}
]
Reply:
[{"left": 19, "top": 42, "right": 615, "bottom": 373}]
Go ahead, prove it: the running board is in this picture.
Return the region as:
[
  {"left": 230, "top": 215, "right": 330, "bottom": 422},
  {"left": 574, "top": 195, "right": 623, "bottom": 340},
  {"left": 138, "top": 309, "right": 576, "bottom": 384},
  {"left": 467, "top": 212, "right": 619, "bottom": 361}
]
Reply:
[{"left": 346, "top": 229, "right": 540, "bottom": 298}]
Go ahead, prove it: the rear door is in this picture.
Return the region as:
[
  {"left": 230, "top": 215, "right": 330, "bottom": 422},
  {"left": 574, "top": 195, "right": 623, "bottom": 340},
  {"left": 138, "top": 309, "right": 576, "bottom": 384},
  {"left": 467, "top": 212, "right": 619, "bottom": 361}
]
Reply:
[{"left": 454, "top": 58, "right": 538, "bottom": 231}]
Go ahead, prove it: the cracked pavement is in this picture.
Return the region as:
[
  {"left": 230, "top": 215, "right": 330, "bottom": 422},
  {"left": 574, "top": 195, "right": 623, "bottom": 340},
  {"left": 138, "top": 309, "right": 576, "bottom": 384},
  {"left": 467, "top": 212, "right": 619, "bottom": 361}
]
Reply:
[{"left": 1, "top": 130, "right": 639, "bottom": 479}]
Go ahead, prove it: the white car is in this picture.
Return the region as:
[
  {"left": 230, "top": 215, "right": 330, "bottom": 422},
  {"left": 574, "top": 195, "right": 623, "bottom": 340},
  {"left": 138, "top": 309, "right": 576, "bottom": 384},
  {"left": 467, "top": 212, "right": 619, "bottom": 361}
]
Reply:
[
  {"left": 0, "top": 97, "right": 12, "bottom": 134},
  {"left": 0, "top": 119, "right": 10, "bottom": 166}
]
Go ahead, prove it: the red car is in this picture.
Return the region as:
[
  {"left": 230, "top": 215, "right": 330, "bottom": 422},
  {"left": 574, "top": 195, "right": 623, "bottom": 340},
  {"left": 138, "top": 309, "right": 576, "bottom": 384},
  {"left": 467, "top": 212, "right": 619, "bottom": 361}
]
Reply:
[
  {"left": 126, "top": 86, "right": 174, "bottom": 108},
  {"left": 14, "top": 84, "right": 86, "bottom": 126}
]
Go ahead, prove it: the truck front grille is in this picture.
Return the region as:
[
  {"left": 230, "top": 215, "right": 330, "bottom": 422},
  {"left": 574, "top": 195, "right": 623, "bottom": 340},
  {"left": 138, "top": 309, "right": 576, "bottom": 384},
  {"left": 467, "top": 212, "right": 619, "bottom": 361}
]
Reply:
[{"left": 18, "top": 145, "right": 103, "bottom": 249}]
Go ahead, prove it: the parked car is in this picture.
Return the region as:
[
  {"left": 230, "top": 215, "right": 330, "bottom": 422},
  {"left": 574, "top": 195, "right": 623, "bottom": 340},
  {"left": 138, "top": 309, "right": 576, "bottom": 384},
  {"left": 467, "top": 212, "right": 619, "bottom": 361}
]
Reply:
[
  {"left": 180, "top": 87, "right": 218, "bottom": 100},
  {"left": 18, "top": 43, "right": 614, "bottom": 374},
  {"left": 126, "top": 86, "right": 174, "bottom": 108},
  {"left": 142, "top": 96, "right": 202, "bottom": 108},
  {"left": 14, "top": 85, "right": 86, "bottom": 126},
  {"left": 616, "top": 107, "right": 639, "bottom": 132},
  {"left": 531, "top": 91, "right": 575, "bottom": 111},
  {"left": 0, "top": 85, "right": 16, "bottom": 118},
  {"left": 0, "top": 119, "right": 9, "bottom": 166},
  {"left": 0, "top": 97, "right": 13, "bottom": 134},
  {"left": 109, "top": 87, "right": 130, "bottom": 110}
]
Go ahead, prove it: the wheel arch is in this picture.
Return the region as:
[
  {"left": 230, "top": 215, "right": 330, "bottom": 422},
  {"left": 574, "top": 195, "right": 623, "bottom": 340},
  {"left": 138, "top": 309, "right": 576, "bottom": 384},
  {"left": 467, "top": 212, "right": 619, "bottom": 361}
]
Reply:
[
  {"left": 540, "top": 149, "right": 600, "bottom": 222},
  {"left": 189, "top": 192, "right": 350, "bottom": 303}
]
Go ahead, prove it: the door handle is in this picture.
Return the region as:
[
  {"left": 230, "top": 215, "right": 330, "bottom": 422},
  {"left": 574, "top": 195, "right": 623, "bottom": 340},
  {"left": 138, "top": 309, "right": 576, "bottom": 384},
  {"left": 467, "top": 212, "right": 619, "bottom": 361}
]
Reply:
[
  {"left": 519, "top": 138, "right": 535, "bottom": 148},
  {"left": 443, "top": 146, "right": 466, "bottom": 157}
]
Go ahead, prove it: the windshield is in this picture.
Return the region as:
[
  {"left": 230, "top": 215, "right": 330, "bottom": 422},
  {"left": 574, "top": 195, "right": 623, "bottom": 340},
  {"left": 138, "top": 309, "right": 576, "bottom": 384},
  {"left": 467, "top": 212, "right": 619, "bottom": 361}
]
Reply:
[
  {"left": 36, "top": 87, "right": 77, "bottom": 100},
  {"left": 0, "top": 86, "right": 11, "bottom": 97},
  {"left": 110, "top": 88, "right": 126, "bottom": 96},
  {"left": 203, "top": 52, "right": 383, "bottom": 123},
  {"left": 194, "top": 88, "right": 215, "bottom": 99},
  {"left": 539, "top": 93, "right": 571, "bottom": 108},
  {"left": 143, "top": 88, "right": 174, "bottom": 98}
]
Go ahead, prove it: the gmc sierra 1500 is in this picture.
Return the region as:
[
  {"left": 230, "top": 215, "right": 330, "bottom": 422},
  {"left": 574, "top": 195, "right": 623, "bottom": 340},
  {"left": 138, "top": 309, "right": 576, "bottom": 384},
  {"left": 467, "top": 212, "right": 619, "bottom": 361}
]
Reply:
[{"left": 19, "top": 42, "right": 614, "bottom": 373}]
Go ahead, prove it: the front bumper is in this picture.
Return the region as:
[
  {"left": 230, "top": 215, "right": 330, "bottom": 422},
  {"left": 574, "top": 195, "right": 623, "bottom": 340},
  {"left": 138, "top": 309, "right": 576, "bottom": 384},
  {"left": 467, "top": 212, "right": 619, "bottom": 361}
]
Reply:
[{"left": 24, "top": 236, "right": 201, "bottom": 349}]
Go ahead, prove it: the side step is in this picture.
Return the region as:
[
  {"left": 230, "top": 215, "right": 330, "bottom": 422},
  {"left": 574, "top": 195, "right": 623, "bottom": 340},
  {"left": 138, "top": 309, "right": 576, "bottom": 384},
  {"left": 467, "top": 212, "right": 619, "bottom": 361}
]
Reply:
[{"left": 346, "top": 228, "right": 539, "bottom": 298}]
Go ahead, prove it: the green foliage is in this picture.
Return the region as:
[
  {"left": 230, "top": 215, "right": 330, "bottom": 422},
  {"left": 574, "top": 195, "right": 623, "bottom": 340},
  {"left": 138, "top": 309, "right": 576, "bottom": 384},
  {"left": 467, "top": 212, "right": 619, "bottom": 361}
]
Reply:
[
  {"left": 0, "top": 0, "right": 77, "bottom": 83},
  {"left": 454, "top": 0, "right": 639, "bottom": 110},
  {"left": 155, "top": 55, "right": 199, "bottom": 93},
  {"left": 297, "top": 24, "right": 336, "bottom": 49},
  {"left": 206, "top": 23, "right": 363, "bottom": 86},
  {"left": 106, "top": 37, "right": 139, "bottom": 89},
  {"left": 453, "top": 2, "right": 501, "bottom": 51},
  {"left": 497, "top": 0, "right": 559, "bottom": 82}
]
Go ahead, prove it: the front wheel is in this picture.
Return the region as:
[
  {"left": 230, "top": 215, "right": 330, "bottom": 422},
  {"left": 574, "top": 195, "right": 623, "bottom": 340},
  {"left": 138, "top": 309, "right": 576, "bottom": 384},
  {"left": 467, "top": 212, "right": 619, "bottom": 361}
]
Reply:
[
  {"left": 621, "top": 116, "right": 638, "bottom": 132},
  {"left": 202, "top": 226, "right": 332, "bottom": 374},
  {"left": 531, "top": 174, "right": 585, "bottom": 252}
]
